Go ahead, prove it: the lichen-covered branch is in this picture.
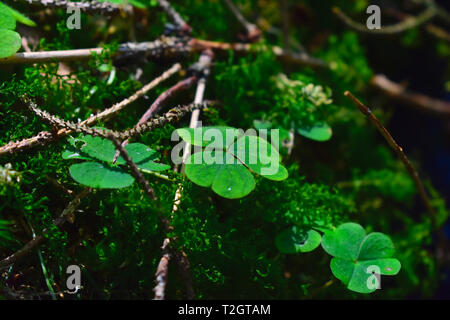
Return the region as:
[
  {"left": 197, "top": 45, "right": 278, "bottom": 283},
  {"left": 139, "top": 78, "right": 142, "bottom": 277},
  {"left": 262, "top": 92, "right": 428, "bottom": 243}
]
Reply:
[
  {"left": 12, "top": 0, "right": 129, "bottom": 15},
  {"left": 26, "top": 98, "right": 211, "bottom": 141}
]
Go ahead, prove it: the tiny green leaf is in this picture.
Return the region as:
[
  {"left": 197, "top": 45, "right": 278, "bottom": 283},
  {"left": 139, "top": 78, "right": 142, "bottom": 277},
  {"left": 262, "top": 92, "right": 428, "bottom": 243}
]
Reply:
[
  {"left": 0, "top": 29, "right": 21, "bottom": 58},
  {"left": 275, "top": 227, "right": 322, "bottom": 254},
  {"left": 0, "top": 3, "right": 15, "bottom": 29},
  {"left": 63, "top": 135, "right": 170, "bottom": 173},
  {"left": 175, "top": 126, "right": 241, "bottom": 148},
  {"left": 297, "top": 122, "right": 332, "bottom": 141},
  {"left": 0, "top": 2, "right": 36, "bottom": 27}
]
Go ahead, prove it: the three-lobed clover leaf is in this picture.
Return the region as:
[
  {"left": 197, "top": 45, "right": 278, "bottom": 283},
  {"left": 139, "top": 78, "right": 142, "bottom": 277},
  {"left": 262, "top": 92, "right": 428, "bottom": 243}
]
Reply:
[
  {"left": 62, "top": 134, "right": 170, "bottom": 189},
  {"left": 321, "top": 223, "right": 401, "bottom": 293},
  {"left": 275, "top": 226, "right": 322, "bottom": 254},
  {"left": 176, "top": 126, "right": 288, "bottom": 199}
]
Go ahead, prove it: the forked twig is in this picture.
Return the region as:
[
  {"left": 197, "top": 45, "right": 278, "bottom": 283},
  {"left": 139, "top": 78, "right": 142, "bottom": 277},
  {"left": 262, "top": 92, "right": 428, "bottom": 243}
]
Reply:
[
  {"left": 27, "top": 98, "right": 211, "bottom": 141},
  {"left": 0, "top": 64, "right": 181, "bottom": 157}
]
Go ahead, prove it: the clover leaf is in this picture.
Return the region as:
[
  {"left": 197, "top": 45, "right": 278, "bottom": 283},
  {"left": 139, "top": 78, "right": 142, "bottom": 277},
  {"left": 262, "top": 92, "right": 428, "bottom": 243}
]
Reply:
[
  {"left": 297, "top": 122, "right": 332, "bottom": 142},
  {"left": 321, "top": 223, "right": 401, "bottom": 293},
  {"left": 0, "top": 2, "right": 31, "bottom": 58},
  {"left": 0, "top": 2, "right": 36, "bottom": 27},
  {"left": 275, "top": 226, "right": 322, "bottom": 254},
  {"left": 176, "top": 126, "right": 288, "bottom": 199},
  {"left": 62, "top": 134, "right": 170, "bottom": 189}
]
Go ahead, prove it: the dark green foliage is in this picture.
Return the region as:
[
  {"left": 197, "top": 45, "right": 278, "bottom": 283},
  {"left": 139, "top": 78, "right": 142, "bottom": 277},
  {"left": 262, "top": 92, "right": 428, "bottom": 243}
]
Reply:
[{"left": 0, "top": 0, "right": 448, "bottom": 299}]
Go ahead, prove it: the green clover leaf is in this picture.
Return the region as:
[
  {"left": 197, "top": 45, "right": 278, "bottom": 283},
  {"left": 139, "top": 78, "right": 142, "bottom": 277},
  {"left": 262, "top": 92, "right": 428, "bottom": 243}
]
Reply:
[
  {"left": 62, "top": 134, "right": 170, "bottom": 189},
  {"left": 321, "top": 222, "right": 401, "bottom": 293},
  {"left": 176, "top": 126, "right": 288, "bottom": 199},
  {"left": 275, "top": 226, "right": 322, "bottom": 254},
  {"left": 297, "top": 122, "right": 332, "bottom": 142}
]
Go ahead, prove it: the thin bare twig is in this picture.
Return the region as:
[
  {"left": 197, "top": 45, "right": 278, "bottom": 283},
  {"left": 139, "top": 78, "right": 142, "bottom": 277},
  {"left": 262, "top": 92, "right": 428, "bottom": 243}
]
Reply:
[
  {"left": 0, "top": 188, "right": 91, "bottom": 270},
  {"left": 157, "top": 0, "right": 192, "bottom": 34},
  {"left": 333, "top": 6, "right": 437, "bottom": 34},
  {"left": 153, "top": 238, "right": 171, "bottom": 300},
  {"left": 223, "top": 0, "right": 261, "bottom": 41},
  {"left": 0, "top": 64, "right": 181, "bottom": 157},
  {"left": 370, "top": 74, "right": 450, "bottom": 117},
  {"left": 165, "top": 51, "right": 213, "bottom": 300},
  {"left": 108, "top": 135, "right": 172, "bottom": 231},
  {"left": 344, "top": 91, "right": 437, "bottom": 220},
  {"left": 188, "top": 38, "right": 327, "bottom": 68}
]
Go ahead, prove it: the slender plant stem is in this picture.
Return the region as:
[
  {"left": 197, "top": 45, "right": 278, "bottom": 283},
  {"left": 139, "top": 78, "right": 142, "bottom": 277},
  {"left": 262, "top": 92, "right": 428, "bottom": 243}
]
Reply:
[
  {"left": 223, "top": 0, "right": 261, "bottom": 41},
  {"left": 153, "top": 238, "right": 171, "bottom": 300},
  {"left": 344, "top": 91, "right": 437, "bottom": 222}
]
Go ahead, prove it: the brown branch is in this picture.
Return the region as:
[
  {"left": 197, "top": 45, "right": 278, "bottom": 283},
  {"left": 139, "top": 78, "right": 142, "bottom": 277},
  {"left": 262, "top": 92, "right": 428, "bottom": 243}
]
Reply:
[
  {"left": 0, "top": 37, "right": 186, "bottom": 64},
  {"left": 370, "top": 74, "right": 450, "bottom": 117},
  {"left": 344, "top": 91, "right": 438, "bottom": 221},
  {"left": 188, "top": 38, "right": 327, "bottom": 68},
  {"left": 0, "top": 64, "right": 181, "bottom": 157},
  {"left": 1, "top": 37, "right": 326, "bottom": 68},
  {"left": 0, "top": 188, "right": 91, "bottom": 270},
  {"left": 12, "top": 0, "right": 130, "bottom": 15},
  {"left": 153, "top": 238, "right": 171, "bottom": 300}
]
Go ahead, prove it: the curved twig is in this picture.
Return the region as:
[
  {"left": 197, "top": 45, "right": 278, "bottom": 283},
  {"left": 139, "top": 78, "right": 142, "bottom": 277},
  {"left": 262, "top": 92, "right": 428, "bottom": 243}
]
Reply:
[{"left": 333, "top": 6, "right": 437, "bottom": 34}]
